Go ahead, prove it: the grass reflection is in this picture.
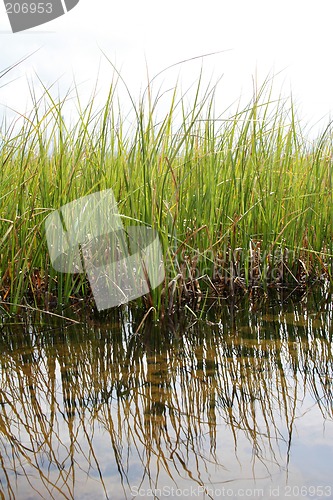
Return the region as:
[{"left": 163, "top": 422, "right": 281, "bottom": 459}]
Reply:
[{"left": 0, "top": 290, "right": 332, "bottom": 499}]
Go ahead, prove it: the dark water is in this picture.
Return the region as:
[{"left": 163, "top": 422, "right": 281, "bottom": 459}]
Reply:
[{"left": 0, "top": 289, "right": 333, "bottom": 499}]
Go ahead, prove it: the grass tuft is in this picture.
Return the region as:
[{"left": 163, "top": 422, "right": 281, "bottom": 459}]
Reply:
[{"left": 0, "top": 66, "right": 332, "bottom": 316}]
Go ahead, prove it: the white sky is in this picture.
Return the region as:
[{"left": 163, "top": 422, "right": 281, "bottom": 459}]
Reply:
[{"left": 1, "top": 0, "right": 333, "bottom": 137}]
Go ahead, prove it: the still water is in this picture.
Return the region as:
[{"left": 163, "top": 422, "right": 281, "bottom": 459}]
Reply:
[{"left": 0, "top": 289, "right": 333, "bottom": 500}]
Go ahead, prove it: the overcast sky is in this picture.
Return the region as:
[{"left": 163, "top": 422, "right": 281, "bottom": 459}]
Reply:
[{"left": 1, "top": 0, "right": 333, "bottom": 136}]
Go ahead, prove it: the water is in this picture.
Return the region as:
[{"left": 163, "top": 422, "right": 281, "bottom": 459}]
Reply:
[{"left": 0, "top": 288, "right": 333, "bottom": 499}]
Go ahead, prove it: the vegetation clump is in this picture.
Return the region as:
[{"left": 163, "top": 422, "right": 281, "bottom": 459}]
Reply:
[{"left": 0, "top": 67, "right": 332, "bottom": 316}]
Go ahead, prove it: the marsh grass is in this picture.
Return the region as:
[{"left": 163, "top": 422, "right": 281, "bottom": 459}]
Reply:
[{"left": 0, "top": 66, "right": 332, "bottom": 316}]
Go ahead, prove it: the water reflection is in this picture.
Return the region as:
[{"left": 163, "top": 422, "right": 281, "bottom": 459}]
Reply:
[{"left": 0, "top": 289, "right": 333, "bottom": 499}]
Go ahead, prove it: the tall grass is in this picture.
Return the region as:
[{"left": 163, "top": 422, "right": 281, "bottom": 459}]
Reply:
[{"left": 0, "top": 68, "right": 332, "bottom": 315}]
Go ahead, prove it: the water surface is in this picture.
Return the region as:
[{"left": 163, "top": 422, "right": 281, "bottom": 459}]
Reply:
[{"left": 0, "top": 289, "right": 333, "bottom": 499}]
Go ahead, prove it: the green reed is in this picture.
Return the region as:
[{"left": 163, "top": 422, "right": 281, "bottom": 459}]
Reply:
[{"left": 0, "top": 69, "right": 332, "bottom": 314}]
